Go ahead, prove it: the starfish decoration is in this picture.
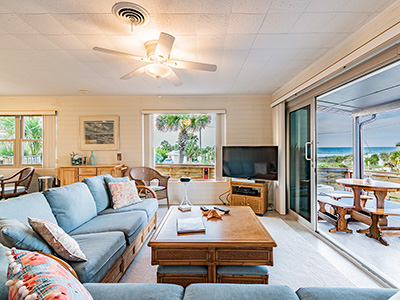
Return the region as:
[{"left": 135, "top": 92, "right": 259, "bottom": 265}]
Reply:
[{"left": 202, "top": 209, "right": 223, "bottom": 220}]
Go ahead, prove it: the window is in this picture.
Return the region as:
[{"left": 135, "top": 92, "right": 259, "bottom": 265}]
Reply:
[
  {"left": 0, "top": 116, "right": 43, "bottom": 166},
  {"left": 153, "top": 114, "right": 216, "bottom": 179}
]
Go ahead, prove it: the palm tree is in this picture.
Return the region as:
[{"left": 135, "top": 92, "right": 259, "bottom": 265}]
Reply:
[{"left": 155, "top": 114, "right": 211, "bottom": 163}]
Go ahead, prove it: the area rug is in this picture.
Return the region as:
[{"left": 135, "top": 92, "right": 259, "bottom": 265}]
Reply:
[{"left": 119, "top": 209, "right": 356, "bottom": 290}]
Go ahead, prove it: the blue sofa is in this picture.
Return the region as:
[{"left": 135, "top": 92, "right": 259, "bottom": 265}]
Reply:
[
  {"left": 0, "top": 174, "right": 157, "bottom": 286},
  {"left": 0, "top": 175, "right": 398, "bottom": 300}
]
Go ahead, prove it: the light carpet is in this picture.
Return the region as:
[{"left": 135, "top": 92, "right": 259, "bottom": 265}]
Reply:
[{"left": 120, "top": 208, "right": 356, "bottom": 290}]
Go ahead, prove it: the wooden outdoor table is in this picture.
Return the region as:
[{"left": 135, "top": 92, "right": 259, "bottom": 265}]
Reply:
[
  {"left": 336, "top": 178, "right": 400, "bottom": 245},
  {"left": 148, "top": 206, "right": 277, "bottom": 283}
]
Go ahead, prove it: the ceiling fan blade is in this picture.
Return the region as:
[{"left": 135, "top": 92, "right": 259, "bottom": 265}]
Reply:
[
  {"left": 167, "top": 59, "right": 217, "bottom": 72},
  {"left": 93, "top": 47, "right": 149, "bottom": 63},
  {"left": 155, "top": 32, "right": 175, "bottom": 59},
  {"left": 120, "top": 66, "right": 147, "bottom": 80},
  {"left": 167, "top": 69, "right": 182, "bottom": 86}
]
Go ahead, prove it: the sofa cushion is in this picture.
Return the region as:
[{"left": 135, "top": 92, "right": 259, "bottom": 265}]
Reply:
[
  {"left": 82, "top": 174, "right": 113, "bottom": 213},
  {"left": 0, "top": 243, "right": 10, "bottom": 300},
  {"left": 70, "top": 232, "right": 126, "bottom": 283},
  {"left": 216, "top": 265, "right": 269, "bottom": 276},
  {"left": 0, "top": 192, "right": 57, "bottom": 226},
  {"left": 98, "top": 198, "right": 158, "bottom": 221},
  {"left": 70, "top": 211, "right": 147, "bottom": 244},
  {"left": 108, "top": 180, "right": 142, "bottom": 209},
  {"left": 104, "top": 176, "right": 130, "bottom": 203},
  {"left": 6, "top": 249, "right": 93, "bottom": 300},
  {"left": 44, "top": 182, "right": 97, "bottom": 233},
  {"left": 183, "top": 284, "right": 299, "bottom": 300},
  {"left": 296, "top": 287, "right": 399, "bottom": 300},
  {"left": 158, "top": 265, "right": 208, "bottom": 275},
  {"left": 0, "top": 218, "right": 53, "bottom": 254},
  {"left": 28, "top": 217, "right": 87, "bottom": 262},
  {"left": 84, "top": 283, "right": 184, "bottom": 300}
]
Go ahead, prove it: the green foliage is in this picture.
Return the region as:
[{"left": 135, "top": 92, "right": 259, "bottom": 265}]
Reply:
[
  {"left": 155, "top": 152, "right": 164, "bottom": 163},
  {"left": 318, "top": 155, "right": 353, "bottom": 168},
  {"left": 365, "top": 154, "right": 379, "bottom": 168},
  {"left": 184, "top": 134, "right": 200, "bottom": 162},
  {"left": 155, "top": 148, "right": 169, "bottom": 162},
  {"left": 201, "top": 146, "right": 215, "bottom": 164},
  {"left": 155, "top": 114, "right": 212, "bottom": 164},
  {"left": 380, "top": 152, "right": 389, "bottom": 162}
]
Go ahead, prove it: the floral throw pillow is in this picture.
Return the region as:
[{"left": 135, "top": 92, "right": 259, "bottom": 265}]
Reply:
[
  {"left": 5, "top": 248, "right": 93, "bottom": 300},
  {"left": 108, "top": 180, "right": 142, "bottom": 209},
  {"left": 28, "top": 217, "right": 87, "bottom": 262}
]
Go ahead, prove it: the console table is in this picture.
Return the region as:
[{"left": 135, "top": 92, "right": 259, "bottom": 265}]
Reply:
[
  {"left": 230, "top": 181, "right": 268, "bottom": 215},
  {"left": 57, "top": 165, "right": 126, "bottom": 186}
]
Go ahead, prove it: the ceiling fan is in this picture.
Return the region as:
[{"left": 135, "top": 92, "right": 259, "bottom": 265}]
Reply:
[{"left": 93, "top": 32, "right": 217, "bottom": 86}]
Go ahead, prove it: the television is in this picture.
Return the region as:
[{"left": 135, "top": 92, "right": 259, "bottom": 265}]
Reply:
[{"left": 222, "top": 146, "right": 278, "bottom": 181}]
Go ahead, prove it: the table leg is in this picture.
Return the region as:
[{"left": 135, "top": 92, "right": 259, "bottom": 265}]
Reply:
[
  {"left": 352, "top": 187, "right": 363, "bottom": 211},
  {"left": 374, "top": 190, "right": 388, "bottom": 226},
  {"left": 366, "top": 214, "right": 389, "bottom": 246}
]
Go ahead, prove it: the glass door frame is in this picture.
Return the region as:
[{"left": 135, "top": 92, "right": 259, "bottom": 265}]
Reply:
[{"left": 286, "top": 98, "right": 317, "bottom": 231}]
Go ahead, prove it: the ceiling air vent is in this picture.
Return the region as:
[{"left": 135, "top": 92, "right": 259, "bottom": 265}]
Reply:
[{"left": 112, "top": 2, "right": 149, "bottom": 27}]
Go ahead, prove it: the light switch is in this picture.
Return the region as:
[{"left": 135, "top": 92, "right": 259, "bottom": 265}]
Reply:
[{"left": 117, "top": 153, "right": 122, "bottom": 161}]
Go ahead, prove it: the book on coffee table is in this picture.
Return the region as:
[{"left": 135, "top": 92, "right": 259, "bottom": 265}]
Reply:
[{"left": 176, "top": 217, "right": 206, "bottom": 234}]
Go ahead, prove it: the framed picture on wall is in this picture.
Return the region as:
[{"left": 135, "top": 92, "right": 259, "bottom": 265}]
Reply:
[{"left": 79, "top": 116, "right": 119, "bottom": 150}]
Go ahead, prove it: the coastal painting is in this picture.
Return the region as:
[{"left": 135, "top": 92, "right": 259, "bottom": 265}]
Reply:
[{"left": 80, "top": 116, "right": 119, "bottom": 150}]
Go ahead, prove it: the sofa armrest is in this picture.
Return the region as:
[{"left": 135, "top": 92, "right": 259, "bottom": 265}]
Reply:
[{"left": 84, "top": 283, "right": 184, "bottom": 300}]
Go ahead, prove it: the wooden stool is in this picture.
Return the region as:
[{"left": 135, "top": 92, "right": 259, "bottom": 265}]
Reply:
[
  {"left": 318, "top": 196, "right": 354, "bottom": 233},
  {"left": 157, "top": 265, "right": 208, "bottom": 287},
  {"left": 216, "top": 265, "right": 269, "bottom": 284}
]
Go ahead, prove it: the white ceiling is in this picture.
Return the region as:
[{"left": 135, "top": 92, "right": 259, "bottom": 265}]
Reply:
[{"left": 0, "top": 0, "right": 396, "bottom": 97}]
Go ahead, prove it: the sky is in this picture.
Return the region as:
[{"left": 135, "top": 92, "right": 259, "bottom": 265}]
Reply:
[{"left": 317, "top": 109, "right": 400, "bottom": 147}]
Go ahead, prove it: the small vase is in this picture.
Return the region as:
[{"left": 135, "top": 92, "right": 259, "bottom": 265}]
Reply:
[{"left": 89, "top": 151, "right": 95, "bottom": 165}]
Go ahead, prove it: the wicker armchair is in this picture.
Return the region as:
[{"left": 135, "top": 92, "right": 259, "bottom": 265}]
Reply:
[
  {"left": 1, "top": 167, "right": 35, "bottom": 199},
  {"left": 129, "top": 167, "right": 170, "bottom": 208}
]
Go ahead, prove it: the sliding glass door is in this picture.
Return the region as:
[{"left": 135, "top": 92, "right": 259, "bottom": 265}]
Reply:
[{"left": 287, "top": 100, "right": 316, "bottom": 228}]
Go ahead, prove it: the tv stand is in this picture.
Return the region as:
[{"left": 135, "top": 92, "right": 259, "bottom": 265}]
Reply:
[{"left": 230, "top": 180, "right": 268, "bottom": 215}]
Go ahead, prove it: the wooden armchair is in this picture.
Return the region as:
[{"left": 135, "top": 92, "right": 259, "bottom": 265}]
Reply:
[
  {"left": 1, "top": 167, "right": 35, "bottom": 199},
  {"left": 129, "top": 167, "right": 170, "bottom": 208},
  {"left": 111, "top": 164, "right": 128, "bottom": 177}
]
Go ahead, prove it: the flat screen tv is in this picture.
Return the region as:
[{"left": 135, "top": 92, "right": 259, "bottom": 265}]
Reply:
[{"left": 222, "top": 146, "right": 278, "bottom": 181}]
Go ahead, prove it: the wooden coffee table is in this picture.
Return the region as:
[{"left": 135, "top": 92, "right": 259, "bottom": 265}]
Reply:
[{"left": 148, "top": 206, "right": 277, "bottom": 283}]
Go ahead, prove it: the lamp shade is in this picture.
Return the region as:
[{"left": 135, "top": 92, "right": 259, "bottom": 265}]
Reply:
[{"left": 145, "top": 63, "right": 172, "bottom": 78}]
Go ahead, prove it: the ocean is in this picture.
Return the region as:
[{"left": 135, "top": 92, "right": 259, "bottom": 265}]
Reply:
[{"left": 317, "top": 147, "right": 398, "bottom": 157}]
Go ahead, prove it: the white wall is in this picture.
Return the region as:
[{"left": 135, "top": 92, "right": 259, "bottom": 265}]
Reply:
[{"left": 0, "top": 95, "right": 273, "bottom": 204}]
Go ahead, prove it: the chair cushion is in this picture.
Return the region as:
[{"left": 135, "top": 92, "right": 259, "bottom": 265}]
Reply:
[
  {"left": 0, "top": 192, "right": 57, "bottom": 226},
  {"left": 183, "top": 284, "right": 299, "bottom": 300},
  {"left": 6, "top": 249, "right": 93, "bottom": 300},
  {"left": 148, "top": 186, "right": 165, "bottom": 192},
  {"left": 70, "top": 211, "right": 147, "bottom": 244},
  {"left": 158, "top": 265, "right": 208, "bottom": 275},
  {"left": 216, "top": 265, "right": 269, "bottom": 276},
  {"left": 28, "top": 217, "right": 87, "bottom": 262},
  {"left": 296, "top": 287, "right": 399, "bottom": 300},
  {"left": 0, "top": 218, "right": 53, "bottom": 254},
  {"left": 82, "top": 174, "right": 113, "bottom": 213},
  {"left": 44, "top": 182, "right": 97, "bottom": 233},
  {"left": 98, "top": 198, "right": 158, "bottom": 221},
  {"left": 70, "top": 232, "right": 126, "bottom": 283},
  {"left": 0, "top": 243, "right": 10, "bottom": 300},
  {"left": 3, "top": 186, "right": 26, "bottom": 195},
  {"left": 84, "top": 283, "right": 184, "bottom": 300},
  {"left": 108, "top": 180, "right": 142, "bottom": 209},
  {"left": 104, "top": 176, "right": 130, "bottom": 203}
]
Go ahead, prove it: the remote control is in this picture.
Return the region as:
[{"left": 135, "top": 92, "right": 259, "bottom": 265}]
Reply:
[
  {"left": 200, "top": 206, "right": 209, "bottom": 212},
  {"left": 214, "top": 206, "right": 230, "bottom": 214}
]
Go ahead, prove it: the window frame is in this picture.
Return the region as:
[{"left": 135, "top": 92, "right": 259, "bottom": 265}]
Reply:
[
  {"left": 0, "top": 115, "right": 44, "bottom": 167},
  {"left": 142, "top": 109, "right": 226, "bottom": 181}
]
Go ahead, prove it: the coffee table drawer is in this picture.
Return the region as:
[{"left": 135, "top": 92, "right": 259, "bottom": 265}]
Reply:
[
  {"left": 216, "top": 248, "right": 273, "bottom": 265},
  {"left": 152, "top": 248, "right": 208, "bottom": 264}
]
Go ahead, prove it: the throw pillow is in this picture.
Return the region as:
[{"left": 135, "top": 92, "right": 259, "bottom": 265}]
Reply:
[
  {"left": 108, "top": 180, "right": 142, "bottom": 209},
  {"left": 28, "top": 217, "right": 87, "bottom": 262},
  {"left": 104, "top": 176, "right": 129, "bottom": 203},
  {"left": 0, "top": 218, "right": 53, "bottom": 254},
  {"left": 5, "top": 248, "right": 93, "bottom": 300}
]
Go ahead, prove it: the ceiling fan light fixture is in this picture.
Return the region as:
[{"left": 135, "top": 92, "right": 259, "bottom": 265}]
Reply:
[{"left": 145, "top": 63, "right": 171, "bottom": 78}]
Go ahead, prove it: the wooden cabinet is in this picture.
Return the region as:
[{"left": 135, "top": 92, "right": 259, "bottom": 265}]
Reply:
[
  {"left": 230, "top": 181, "right": 268, "bottom": 215},
  {"left": 57, "top": 165, "right": 123, "bottom": 186}
]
